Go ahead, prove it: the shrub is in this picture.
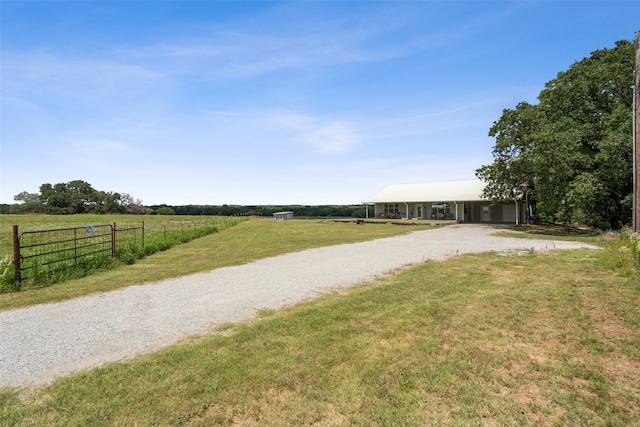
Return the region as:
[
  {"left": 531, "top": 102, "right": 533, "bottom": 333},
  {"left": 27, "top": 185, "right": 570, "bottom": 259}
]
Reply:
[
  {"left": 601, "top": 231, "right": 639, "bottom": 276},
  {"left": 156, "top": 207, "right": 176, "bottom": 215},
  {"left": 0, "top": 255, "right": 19, "bottom": 293}
]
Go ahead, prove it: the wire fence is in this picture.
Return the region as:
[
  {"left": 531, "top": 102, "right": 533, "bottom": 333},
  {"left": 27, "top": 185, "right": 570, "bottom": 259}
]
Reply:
[
  {"left": 113, "top": 222, "right": 144, "bottom": 257},
  {"left": 155, "top": 219, "right": 210, "bottom": 239},
  {"left": 5, "top": 217, "right": 246, "bottom": 290}
]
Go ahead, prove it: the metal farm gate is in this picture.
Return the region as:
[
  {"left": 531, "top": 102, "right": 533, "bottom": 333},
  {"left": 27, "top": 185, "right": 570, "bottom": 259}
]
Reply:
[{"left": 12, "top": 222, "right": 144, "bottom": 282}]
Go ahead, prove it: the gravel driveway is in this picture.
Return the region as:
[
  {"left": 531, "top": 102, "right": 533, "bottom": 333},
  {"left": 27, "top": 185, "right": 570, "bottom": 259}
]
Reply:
[{"left": 0, "top": 224, "right": 597, "bottom": 388}]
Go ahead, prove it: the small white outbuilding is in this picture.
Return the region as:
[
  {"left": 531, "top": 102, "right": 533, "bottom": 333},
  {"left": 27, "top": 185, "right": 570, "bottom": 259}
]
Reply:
[{"left": 273, "top": 211, "right": 294, "bottom": 221}]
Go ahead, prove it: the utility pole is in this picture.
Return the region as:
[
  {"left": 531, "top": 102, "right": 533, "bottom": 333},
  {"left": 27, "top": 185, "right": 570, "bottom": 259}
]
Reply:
[{"left": 634, "top": 32, "right": 640, "bottom": 232}]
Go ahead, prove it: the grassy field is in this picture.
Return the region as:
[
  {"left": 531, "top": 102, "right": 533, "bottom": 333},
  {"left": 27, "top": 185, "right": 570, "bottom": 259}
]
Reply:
[
  {"left": 0, "top": 216, "right": 434, "bottom": 311},
  {"left": 2, "top": 245, "right": 638, "bottom": 425}
]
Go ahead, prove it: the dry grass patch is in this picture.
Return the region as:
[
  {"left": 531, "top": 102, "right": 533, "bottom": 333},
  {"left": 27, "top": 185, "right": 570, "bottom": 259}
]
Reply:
[{"left": 495, "top": 223, "right": 602, "bottom": 246}]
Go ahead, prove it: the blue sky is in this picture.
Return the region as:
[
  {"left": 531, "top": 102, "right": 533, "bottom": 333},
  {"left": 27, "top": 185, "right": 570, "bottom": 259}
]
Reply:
[{"left": 1, "top": 1, "right": 638, "bottom": 206}]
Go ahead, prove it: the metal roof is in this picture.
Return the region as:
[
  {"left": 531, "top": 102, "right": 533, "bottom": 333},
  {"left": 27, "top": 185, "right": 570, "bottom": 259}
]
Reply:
[{"left": 363, "top": 179, "right": 487, "bottom": 203}]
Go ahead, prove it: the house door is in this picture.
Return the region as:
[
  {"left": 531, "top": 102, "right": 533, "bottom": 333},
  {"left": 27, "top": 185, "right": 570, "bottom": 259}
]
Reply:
[
  {"left": 417, "top": 205, "right": 423, "bottom": 219},
  {"left": 481, "top": 205, "right": 490, "bottom": 222},
  {"left": 502, "top": 204, "right": 516, "bottom": 223}
]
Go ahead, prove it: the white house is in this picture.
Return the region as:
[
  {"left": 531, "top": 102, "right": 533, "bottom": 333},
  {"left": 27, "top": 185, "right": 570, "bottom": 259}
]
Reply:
[{"left": 362, "top": 179, "right": 525, "bottom": 224}]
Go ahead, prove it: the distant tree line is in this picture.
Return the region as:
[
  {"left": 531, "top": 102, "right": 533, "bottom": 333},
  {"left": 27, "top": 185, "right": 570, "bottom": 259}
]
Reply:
[
  {"left": 4, "top": 180, "right": 367, "bottom": 218},
  {"left": 8, "top": 180, "right": 145, "bottom": 215},
  {"left": 147, "top": 204, "right": 367, "bottom": 218}
]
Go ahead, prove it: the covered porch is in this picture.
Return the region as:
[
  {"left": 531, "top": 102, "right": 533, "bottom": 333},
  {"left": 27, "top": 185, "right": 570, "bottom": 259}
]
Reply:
[{"left": 365, "top": 200, "right": 525, "bottom": 224}]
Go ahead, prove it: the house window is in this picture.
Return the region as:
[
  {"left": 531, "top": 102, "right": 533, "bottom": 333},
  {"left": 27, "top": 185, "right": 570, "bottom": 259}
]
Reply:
[
  {"left": 431, "top": 202, "right": 450, "bottom": 219},
  {"left": 383, "top": 203, "right": 399, "bottom": 217},
  {"left": 384, "top": 203, "right": 399, "bottom": 214}
]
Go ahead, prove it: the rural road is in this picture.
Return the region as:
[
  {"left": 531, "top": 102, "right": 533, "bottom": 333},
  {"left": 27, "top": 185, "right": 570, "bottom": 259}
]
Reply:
[{"left": 0, "top": 224, "right": 597, "bottom": 389}]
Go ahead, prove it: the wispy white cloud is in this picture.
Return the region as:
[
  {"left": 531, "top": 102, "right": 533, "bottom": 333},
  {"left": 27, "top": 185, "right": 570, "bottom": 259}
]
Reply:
[
  {"left": 72, "top": 139, "right": 132, "bottom": 156},
  {"left": 112, "top": 31, "right": 376, "bottom": 79},
  {"left": 107, "top": 3, "right": 474, "bottom": 80},
  {"left": 302, "top": 121, "right": 361, "bottom": 154},
  {"left": 264, "top": 112, "right": 361, "bottom": 153},
  {"left": 2, "top": 52, "right": 163, "bottom": 98}
]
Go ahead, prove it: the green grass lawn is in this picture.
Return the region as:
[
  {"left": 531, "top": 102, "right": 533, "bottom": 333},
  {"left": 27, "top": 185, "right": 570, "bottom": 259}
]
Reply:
[{"left": 2, "top": 248, "right": 638, "bottom": 426}]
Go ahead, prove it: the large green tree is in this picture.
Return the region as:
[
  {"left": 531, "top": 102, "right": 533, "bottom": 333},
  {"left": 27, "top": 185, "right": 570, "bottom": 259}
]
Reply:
[
  {"left": 12, "top": 191, "right": 44, "bottom": 213},
  {"left": 477, "top": 40, "right": 635, "bottom": 229},
  {"left": 12, "top": 180, "right": 144, "bottom": 214},
  {"left": 39, "top": 180, "right": 98, "bottom": 214},
  {"left": 476, "top": 101, "right": 542, "bottom": 216}
]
